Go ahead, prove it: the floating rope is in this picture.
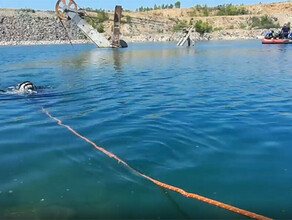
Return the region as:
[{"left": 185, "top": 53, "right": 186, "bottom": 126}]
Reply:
[{"left": 42, "top": 107, "right": 272, "bottom": 220}]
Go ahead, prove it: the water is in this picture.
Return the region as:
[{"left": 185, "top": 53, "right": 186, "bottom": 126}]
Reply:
[{"left": 0, "top": 41, "right": 291, "bottom": 219}]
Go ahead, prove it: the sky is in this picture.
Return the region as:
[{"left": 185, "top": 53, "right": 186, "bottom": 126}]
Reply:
[{"left": 0, "top": 0, "right": 286, "bottom": 11}]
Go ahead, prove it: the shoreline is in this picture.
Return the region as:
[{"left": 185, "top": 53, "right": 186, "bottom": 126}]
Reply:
[
  {"left": 0, "top": 6, "right": 274, "bottom": 47},
  {"left": 0, "top": 38, "right": 262, "bottom": 47},
  {"left": 0, "top": 28, "right": 267, "bottom": 47},
  {"left": 0, "top": 40, "right": 89, "bottom": 46}
]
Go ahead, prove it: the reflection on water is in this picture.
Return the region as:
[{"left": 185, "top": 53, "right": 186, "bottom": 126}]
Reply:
[
  {"left": 59, "top": 45, "right": 196, "bottom": 73},
  {"left": 0, "top": 41, "right": 292, "bottom": 219}
]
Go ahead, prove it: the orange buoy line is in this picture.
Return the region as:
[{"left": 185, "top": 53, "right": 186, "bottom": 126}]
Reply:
[{"left": 42, "top": 107, "right": 273, "bottom": 220}]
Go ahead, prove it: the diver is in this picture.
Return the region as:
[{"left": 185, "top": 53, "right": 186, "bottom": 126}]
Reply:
[
  {"left": 17, "top": 81, "right": 37, "bottom": 93},
  {"left": 265, "top": 30, "right": 274, "bottom": 39},
  {"left": 0, "top": 81, "right": 37, "bottom": 94},
  {"left": 187, "top": 36, "right": 191, "bottom": 46}
]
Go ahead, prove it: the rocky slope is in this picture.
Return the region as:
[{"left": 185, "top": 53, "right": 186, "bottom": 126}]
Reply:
[
  {"left": 116, "top": 1, "right": 292, "bottom": 42},
  {"left": 0, "top": 9, "right": 86, "bottom": 45},
  {"left": 1, "top": 2, "right": 292, "bottom": 45}
]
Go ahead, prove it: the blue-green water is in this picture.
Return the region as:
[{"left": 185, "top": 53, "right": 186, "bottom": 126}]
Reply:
[{"left": 0, "top": 41, "right": 291, "bottom": 219}]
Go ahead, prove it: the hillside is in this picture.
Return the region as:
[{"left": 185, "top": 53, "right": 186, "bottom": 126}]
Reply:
[
  {"left": 114, "top": 1, "right": 292, "bottom": 42},
  {"left": 0, "top": 1, "right": 292, "bottom": 45}
]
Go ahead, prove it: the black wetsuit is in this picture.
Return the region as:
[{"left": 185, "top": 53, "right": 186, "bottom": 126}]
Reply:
[{"left": 282, "top": 26, "right": 290, "bottom": 39}]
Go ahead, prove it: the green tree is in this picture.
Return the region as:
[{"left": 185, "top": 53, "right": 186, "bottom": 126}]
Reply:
[
  {"left": 216, "top": 4, "right": 248, "bottom": 16},
  {"left": 174, "top": 1, "right": 181, "bottom": 8},
  {"left": 250, "top": 15, "right": 280, "bottom": 29},
  {"left": 196, "top": 4, "right": 202, "bottom": 11},
  {"left": 195, "top": 20, "right": 213, "bottom": 35},
  {"left": 125, "top": 15, "right": 132, "bottom": 23},
  {"left": 203, "top": 5, "right": 209, "bottom": 16},
  {"left": 173, "top": 20, "right": 188, "bottom": 31},
  {"left": 97, "top": 24, "right": 105, "bottom": 33}
]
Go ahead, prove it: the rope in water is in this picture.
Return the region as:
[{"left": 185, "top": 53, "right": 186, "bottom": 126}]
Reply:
[{"left": 42, "top": 107, "right": 272, "bottom": 220}]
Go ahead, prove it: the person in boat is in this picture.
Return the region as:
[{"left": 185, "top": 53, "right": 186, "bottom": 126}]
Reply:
[
  {"left": 273, "top": 30, "right": 281, "bottom": 39},
  {"left": 265, "top": 30, "right": 274, "bottom": 39},
  {"left": 281, "top": 24, "right": 290, "bottom": 39},
  {"left": 289, "top": 32, "right": 292, "bottom": 40}
]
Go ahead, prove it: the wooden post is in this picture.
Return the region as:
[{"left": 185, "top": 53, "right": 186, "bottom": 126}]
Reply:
[{"left": 112, "top": 6, "right": 122, "bottom": 48}]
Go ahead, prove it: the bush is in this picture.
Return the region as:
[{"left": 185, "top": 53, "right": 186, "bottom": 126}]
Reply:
[
  {"left": 213, "top": 27, "right": 223, "bottom": 31},
  {"left": 173, "top": 20, "right": 188, "bottom": 32},
  {"left": 20, "top": 8, "right": 36, "bottom": 13},
  {"left": 95, "top": 10, "right": 109, "bottom": 23},
  {"left": 216, "top": 4, "right": 248, "bottom": 16},
  {"left": 86, "top": 18, "right": 105, "bottom": 33},
  {"left": 190, "top": 4, "right": 211, "bottom": 17},
  {"left": 125, "top": 15, "right": 132, "bottom": 23},
  {"left": 84, "top": 8, "right": 109, "bottom": 23},
  {"left": 97, "top": 24, "right": 105, "bottom": 33},
  {"left": 240, "top": 23, "right": 247, "bottom": 29},
  {"left": 86, "top": 18, "right": 96, "bottom": 29},
  {"left": 84, "top": 10, "right": 109, "bottom": 32},
  {"left": 189, "top": 4, "right": 248, "bottom": 17},
  {"left": 195, "top": 20, "right": 213, "bottom": 34},
  {"left": 250, "top": 15, "right": 280, "bottom": 29},
  {"left": 203, "top": 6, "right": 210, "bottom": 16},
  {"left": 195, "top": 5, "right": 202, "bottom": 11}
]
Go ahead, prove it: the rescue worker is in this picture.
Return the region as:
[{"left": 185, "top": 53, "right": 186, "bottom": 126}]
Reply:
[
  {"left": 281, "top": 24, "right": 290, "bottom": 39},
  {"left": 265, "top": 30, "right": 274, "bottom": 39}
]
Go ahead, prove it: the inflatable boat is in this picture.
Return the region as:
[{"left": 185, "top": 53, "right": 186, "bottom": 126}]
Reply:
[{"left": 262, "top": 38, "right": 292, "bottom": 44}]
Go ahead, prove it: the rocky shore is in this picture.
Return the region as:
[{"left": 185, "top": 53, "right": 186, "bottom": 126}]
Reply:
[
  {"left": 120, "top": 29, "right": 266, "bottom": 43},
  {"left": 0, "top": 9, "right": 87, "bottom": 46},
  {"left": 0, "top": 40, "right": 88, "bottom": 46}
]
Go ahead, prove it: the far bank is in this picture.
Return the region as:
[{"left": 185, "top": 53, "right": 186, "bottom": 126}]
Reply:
[{"left": 1, "top": 2, "right": 291, "bottom": 46}]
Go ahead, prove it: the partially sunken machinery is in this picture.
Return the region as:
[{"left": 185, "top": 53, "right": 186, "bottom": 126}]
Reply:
[{"left": 55, "top": 0, "right": 127, "bottom": 48}]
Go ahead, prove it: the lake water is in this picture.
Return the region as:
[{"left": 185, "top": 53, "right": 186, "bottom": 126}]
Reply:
[{"left": 0, "top": 41, "right": 291, "bottom": 219}]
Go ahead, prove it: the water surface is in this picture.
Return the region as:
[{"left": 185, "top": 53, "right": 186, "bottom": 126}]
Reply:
[{"left": 0, "top": 41, "right": 291, "bottom": 219}]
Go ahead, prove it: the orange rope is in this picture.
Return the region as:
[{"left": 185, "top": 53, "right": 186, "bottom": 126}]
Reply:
[{"left": 42, "top": 107, "right": 273, "bottom": 220}]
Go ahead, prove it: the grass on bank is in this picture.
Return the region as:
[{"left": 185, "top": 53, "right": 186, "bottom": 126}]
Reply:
[
  {"left": 250, "top": 15, "right": 280, "bottom": 29},
  {"left": 188, "top": 4, "right": 249, "bottom": 17},
  {"left": 173, "top": 19, "right": 213, "bottom": 35},
  {"left": 84, "top": 9, "right": 109, "bottom": 33}
]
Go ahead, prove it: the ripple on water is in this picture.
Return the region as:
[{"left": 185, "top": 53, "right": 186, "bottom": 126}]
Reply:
[{"left": 1, "top": 42, "right": 292, "bottom": 219}]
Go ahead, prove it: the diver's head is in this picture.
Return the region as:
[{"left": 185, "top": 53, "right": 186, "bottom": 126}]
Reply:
[{"left": 18, "top": 81, "right": 37, "bottom": 94}]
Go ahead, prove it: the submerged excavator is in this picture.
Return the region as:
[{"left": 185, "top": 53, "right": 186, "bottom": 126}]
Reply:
[
  {"left": 55, "top": 0, "right": 194, "bottom": 48},
  {"left": 55, "top": 0, "right": 128, "bottom": 48}
]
